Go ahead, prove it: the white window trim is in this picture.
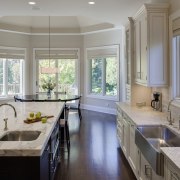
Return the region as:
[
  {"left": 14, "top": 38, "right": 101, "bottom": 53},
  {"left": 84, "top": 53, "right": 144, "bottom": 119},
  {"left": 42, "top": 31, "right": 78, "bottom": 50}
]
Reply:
[
  {"left": 170, "top": 10, "right": 180, "bottom": 106},
  {"left": 32, "top": 48, "right": 80, "bottom": 95},
  {"left": 0, "top": 46, "right": 26, "bottom": 99},
  {"left": 85, "top": 45, "right": 120, "bottom": 101}
]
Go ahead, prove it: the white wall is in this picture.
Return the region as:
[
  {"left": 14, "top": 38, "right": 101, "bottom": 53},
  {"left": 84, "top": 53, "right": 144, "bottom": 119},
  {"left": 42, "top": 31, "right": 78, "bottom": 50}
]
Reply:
[
  {"left": 83, "top": 29, "right": 122, "bottom": 113},
  {"left": 170, "top": 0, "right": 180, "bottom": 14},
  {"left": 0, "top": 31, "right": 30, "bottom": 94},
  {"left": 0, "top": 29, "right": 122, "bottom": 114}
]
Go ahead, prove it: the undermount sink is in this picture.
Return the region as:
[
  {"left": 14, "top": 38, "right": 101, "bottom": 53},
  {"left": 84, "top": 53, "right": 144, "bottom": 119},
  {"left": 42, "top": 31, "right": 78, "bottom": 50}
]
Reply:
[
  {"left": 135, "top": 125, "right": 180, "bottom": 176},
  {"left": 0, "top": 131, "right": 41, "bottom": 141}
]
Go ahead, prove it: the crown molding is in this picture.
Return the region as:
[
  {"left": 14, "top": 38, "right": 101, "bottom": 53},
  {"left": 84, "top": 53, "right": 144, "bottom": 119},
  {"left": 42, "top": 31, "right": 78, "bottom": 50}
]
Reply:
[{"left": 0, "top": 27, "right": 122, "bottom": 36}]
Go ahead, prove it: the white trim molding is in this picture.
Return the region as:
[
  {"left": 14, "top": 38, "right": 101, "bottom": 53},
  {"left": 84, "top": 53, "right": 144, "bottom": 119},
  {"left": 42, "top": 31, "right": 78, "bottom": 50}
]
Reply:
[{"left": 81, "top": 103, "right": 116, "bottom": 115}]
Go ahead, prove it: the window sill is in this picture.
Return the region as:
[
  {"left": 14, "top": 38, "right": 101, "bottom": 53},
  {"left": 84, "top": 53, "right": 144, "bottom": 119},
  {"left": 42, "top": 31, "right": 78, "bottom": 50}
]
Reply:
[
  {"left": 0, "top": 97, "right": 14, "bottom": 101},
  {"left": 86, "top": 94, "right": 118, "bottom": 101}
]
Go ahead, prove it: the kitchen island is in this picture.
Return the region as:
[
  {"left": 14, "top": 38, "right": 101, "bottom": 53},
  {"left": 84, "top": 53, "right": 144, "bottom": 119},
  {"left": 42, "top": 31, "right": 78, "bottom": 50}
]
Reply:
[{"left": 0, "top": 102, "right": 64, "bottom": 180}]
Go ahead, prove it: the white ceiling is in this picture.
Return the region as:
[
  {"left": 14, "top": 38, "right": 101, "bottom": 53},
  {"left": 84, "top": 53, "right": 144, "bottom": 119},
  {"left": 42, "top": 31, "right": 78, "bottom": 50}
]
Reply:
[{"left": 0, "top": 0, "right": 169, "bottom": 31}]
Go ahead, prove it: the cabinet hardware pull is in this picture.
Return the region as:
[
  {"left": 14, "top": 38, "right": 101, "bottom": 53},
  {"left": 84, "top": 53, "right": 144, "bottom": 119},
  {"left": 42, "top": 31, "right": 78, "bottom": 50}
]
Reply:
[{"left": 145, "top": 165, "right": 152, "bottom": 178}]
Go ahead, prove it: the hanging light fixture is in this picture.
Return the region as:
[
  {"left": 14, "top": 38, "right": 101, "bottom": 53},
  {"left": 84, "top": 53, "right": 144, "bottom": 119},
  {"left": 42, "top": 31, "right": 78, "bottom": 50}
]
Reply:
[{"left": 41, "top": 16, "right": 59, "bottom": 74}]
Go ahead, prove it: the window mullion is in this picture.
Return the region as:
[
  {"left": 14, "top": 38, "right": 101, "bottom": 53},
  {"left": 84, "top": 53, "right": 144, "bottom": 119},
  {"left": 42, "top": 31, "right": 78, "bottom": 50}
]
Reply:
[
  {"left": 20, "top": 60, "right": 23, "bottom": 94},
  {"left": 3, "top": 59, "right": 7, "bottom": 96},
  {"left": 102, "top": 58, "right": 106, "bottom": 96},
  {"left": 55, "top": 59, "right": 58, "bottom": 92},
  {"left": 177, "top": 36, "right": 180, "bottom": 97}
]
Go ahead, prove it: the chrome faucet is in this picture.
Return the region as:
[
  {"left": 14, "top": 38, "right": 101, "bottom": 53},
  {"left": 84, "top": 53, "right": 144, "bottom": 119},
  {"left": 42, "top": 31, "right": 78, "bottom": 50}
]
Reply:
[
  {"left": 0, "top": 103, "right": 17, "bottom": 130},
  {"left": 167, "top": 100, "right": 174, "bottom": 125}
]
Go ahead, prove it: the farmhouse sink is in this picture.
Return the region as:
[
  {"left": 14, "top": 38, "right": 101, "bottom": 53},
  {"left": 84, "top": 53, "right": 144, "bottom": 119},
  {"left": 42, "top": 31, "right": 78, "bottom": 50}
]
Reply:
[
  {"left": 135, "top": 125, "right": 180, "bottom": 176},
  {"left": 0, "top": 131, "right": 41, "bottom": 141}
]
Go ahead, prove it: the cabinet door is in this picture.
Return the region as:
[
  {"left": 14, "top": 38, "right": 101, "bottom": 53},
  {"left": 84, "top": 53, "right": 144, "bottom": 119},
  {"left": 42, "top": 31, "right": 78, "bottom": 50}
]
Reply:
[
  {"left": 140, "top": 153, "right": 163, "bottom": 180},
  {"left": 116, "top": 107, "right": 123, "bottom": 146},
  {"left": 148, "top": 12, "right": 168, "bottom": 86},
  {"left": 140, "top": 153, "right": 152, "bottom": 180},
  {"left": 129, "top": 122, "right": 138, "bottom": 176},
  {"left": 122, "top": 117, "right": 129, "bottom": 158},
  {"left": 165, "top": 159, "right": 180, "bottom": 180},
  {"left": 126, "top": 28, "right": 131, "bottom": 85},
  {"left": 134, "top": 20, "right": 141, "bottom": 81},
  {"left": 134, "top": 14, "right": 147, "bottom": 84},
  {"left": 40, "top": 143, "right": 50, "bottom": 180},
  {"left": 140, "top": 14, "right": 147, "bottom": 82}
]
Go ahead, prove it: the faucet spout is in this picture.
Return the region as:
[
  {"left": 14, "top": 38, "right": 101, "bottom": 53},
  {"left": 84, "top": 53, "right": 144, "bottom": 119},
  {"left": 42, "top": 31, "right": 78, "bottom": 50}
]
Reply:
[
  {"left": 0, "top": 103, "right": 17, "bottom": 117},
  {"left": 167, "top": 100, "right": 174, "bottom": 125}
]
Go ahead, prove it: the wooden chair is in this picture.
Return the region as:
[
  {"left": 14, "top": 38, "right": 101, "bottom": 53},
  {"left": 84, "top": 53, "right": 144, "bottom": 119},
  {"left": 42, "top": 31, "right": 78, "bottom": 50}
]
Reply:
[{"left": 60, "top": 106, "right": 70, "bottom": 153}]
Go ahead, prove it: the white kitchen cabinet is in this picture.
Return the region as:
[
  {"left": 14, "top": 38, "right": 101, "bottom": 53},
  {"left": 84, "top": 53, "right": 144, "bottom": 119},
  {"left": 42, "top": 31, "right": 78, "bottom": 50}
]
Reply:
[
  {"left": 122, "top": 115, "right": 129, "bottom": 158},
  {"left": 164, "top": 158, "right": 180, "bottom": 180},
  {"left": 116, "top": 105, "right": 139, "bottom": 178},
  {"left": 125, "top": 17, "right": 134, "bottom": 103},
  {"left": 133, "top": 3, "right": 169, "bottom": 87},
  {"left": 140, "top": 153, "right": 163, "bottom": 180},
  {"left": 128, "top": 120, "right": 139, "bottom": 177}
]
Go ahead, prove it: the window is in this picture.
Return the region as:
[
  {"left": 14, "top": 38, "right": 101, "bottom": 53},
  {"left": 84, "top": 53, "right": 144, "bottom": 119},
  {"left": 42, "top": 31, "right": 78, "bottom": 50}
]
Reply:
[
  {"left": 0, "top": 48, "right": 25, "bottom": 97},
  {"left": 86, "top": 45, "right": 119, "bottom": 100},
  {"left": 172, "top": 16, "right": 180, "bottom": 100},
  {"left": 35, "top": 49, "right": 79, "bottom": 94},
  {"left": 172, "top": 36, "right": 180, "bottom": 98}
]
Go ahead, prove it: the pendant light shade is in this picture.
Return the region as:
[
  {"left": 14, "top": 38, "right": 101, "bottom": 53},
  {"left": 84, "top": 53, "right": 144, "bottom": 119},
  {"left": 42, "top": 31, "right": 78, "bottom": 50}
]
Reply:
[{"left": 41, "top": 16, "right": 59, "bottom": 74}]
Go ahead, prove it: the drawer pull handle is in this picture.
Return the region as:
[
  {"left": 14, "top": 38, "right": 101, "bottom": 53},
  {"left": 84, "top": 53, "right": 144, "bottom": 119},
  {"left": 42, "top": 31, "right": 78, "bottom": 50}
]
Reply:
[{"left": 145, "top": 165, "right": 152, "bottom": 178}]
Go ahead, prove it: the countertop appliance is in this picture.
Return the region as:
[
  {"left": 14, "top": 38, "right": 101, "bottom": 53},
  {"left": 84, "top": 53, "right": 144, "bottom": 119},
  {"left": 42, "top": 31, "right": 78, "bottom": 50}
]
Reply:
[{"left": 151, "top": 92, "right": 162, "bottom": 111}]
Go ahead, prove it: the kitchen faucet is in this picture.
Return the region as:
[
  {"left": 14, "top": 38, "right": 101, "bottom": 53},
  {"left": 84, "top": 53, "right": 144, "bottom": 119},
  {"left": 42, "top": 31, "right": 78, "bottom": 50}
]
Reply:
[
  {"left": 0, "top": 103, "right": 17, "bottom": 130},
  {"left": 167, "top": 100, "right": 174, "bottom": 125}
]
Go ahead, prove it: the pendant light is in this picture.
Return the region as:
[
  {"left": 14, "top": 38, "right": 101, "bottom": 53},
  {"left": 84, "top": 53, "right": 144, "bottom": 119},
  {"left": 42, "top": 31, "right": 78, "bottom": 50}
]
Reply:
[{"left": 41, "top": 16, "right": 59, "bottom": 74}]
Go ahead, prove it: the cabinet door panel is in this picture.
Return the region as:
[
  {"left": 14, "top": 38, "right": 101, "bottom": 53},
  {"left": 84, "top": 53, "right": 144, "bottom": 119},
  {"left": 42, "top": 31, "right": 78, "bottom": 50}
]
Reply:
[
  {"left": 149, "top": 13, "right": 168, "bottom": 86},
  {"left": 134, "top": 20, "right": 141, "bottom": 80},
  {"left": 140, "top": 15, "right": 147, "bottom": 82},
  {"left": 129, "top": 123, "right": 138, "bottom": 175}
]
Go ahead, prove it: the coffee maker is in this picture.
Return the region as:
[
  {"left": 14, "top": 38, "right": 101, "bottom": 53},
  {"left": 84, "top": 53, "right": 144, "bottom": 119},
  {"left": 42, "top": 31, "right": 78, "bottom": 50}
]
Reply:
[{"left": 151, "top": 92, "right": 162, "bottom": 111}]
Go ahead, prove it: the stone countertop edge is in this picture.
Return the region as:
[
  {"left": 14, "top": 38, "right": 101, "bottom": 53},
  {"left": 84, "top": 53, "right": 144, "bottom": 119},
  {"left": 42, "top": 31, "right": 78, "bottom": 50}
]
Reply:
[
  {"left": 0, "top": 102, "right": 64, "bottom": 157},
  {"left": 116, "top": 102, "right": 180, "bottom": 170}
]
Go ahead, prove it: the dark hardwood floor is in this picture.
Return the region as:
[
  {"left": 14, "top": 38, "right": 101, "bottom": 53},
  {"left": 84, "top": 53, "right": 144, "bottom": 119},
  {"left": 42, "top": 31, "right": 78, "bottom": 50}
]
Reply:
[{"left": 55, "top": 110, "right": 136, "bottom": 180}]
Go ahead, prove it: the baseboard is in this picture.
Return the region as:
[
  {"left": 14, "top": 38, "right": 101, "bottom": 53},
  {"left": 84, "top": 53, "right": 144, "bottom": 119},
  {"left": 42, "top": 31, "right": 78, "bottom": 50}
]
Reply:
[{"left": 81, "top": 104, "right": 116, "bottom": 115}]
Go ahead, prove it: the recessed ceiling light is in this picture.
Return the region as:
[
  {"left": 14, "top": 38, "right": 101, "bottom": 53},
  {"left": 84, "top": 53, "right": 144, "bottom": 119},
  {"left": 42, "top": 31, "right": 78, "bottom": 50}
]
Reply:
[
  {"left": 88, "top": 1, "right": 95, "bottom": 5},
  {"left": 28, "top": 2, "right": 36, "bottom": 5}
]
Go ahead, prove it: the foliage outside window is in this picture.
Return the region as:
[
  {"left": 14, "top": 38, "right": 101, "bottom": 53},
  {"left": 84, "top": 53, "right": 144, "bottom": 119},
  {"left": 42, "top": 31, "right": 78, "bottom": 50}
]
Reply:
[
  {"left": 87, "top": 45, "right": 119, "bottom": 99},
  {"left": 38, "top": 58, "right": 78, "bottom": 94},
  {"left": 35, "top": 49, "right": 78, "bottom": 94},
  {"left": 0, "top": 49, "right": 24, "bottom": 97}
]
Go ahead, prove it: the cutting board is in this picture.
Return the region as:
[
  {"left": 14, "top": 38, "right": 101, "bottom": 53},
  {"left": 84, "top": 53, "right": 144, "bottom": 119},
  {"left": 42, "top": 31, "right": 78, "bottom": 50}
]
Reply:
[{"left": 24, "top": 115, "right": 54, "bottom": 124}]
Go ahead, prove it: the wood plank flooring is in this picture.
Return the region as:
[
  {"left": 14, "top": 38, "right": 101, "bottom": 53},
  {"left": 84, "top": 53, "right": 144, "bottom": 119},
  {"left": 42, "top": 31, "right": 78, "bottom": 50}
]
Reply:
[{"left": 55, "top": 110, "right": 136, "bottom": 180}]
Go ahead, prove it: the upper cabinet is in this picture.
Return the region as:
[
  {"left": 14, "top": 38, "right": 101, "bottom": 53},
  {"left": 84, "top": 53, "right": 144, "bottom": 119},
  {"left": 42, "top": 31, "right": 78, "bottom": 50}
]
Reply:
[{"left": 132, "top": 3, "right": 169, "bottom": 87}]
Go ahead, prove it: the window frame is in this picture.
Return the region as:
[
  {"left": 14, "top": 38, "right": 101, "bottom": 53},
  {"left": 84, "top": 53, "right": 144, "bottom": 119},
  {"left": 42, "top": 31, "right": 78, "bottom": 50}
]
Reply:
[
  {"left": 33, "top": 48, "right": 80, "bottom": 95},
  {"left": 86, "top": 45, "right": 120, "bottom": 101},
  {"left": 0, "top": 46, "right": 25, "bottom": 99},
  {"left": 170, "top": 10, "right": 180, "bottom": 105}
]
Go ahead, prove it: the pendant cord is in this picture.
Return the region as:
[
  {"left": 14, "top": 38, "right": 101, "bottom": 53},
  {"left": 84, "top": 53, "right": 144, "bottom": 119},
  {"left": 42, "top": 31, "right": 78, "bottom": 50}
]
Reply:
[{"left": 49, "top": 16, "right": 50, "bottom": 67}]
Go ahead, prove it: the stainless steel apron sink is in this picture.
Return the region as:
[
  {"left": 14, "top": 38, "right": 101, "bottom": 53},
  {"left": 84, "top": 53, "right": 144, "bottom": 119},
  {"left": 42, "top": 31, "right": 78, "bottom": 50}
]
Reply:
[{"left": 135, "top": 125, "right": 180, "bottom": 176}]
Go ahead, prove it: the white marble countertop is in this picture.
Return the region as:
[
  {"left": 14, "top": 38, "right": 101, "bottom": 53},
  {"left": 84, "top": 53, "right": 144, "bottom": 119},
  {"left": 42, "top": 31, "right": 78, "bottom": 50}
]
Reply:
[
  {"left": 0, "top": 102, "right": 64, "bottom": 156},
  {"left": 116, "top": 102, "right": 180, "bottom": 170}
]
